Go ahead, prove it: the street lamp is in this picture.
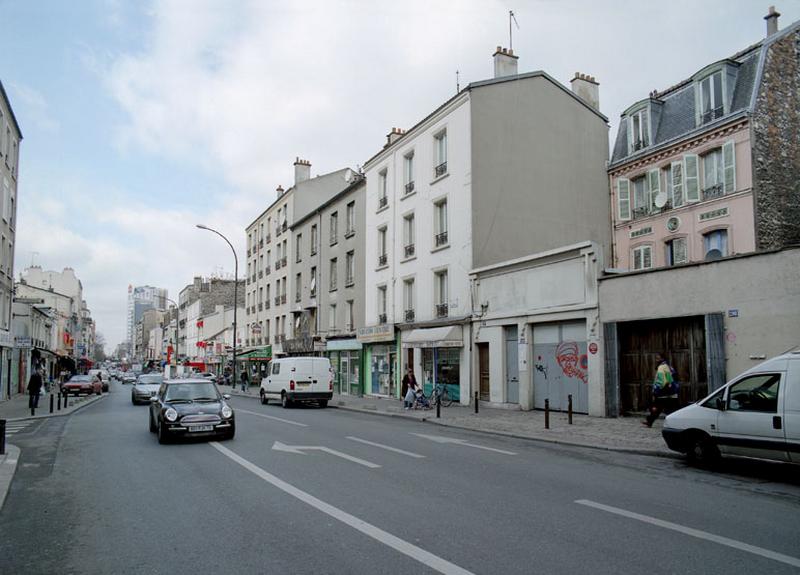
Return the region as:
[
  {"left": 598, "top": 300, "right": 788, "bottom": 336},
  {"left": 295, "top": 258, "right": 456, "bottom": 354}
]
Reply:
[
  {"left": 196, "top": 224, "right": 239, "bottom": 390},
  {"left": 164, "top": 297, "right": 180, "bottom": 378}
]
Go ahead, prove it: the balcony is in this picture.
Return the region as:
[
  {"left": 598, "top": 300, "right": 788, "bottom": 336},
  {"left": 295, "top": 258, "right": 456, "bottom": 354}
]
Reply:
[
  {"left": 258, "top": 303, "right": 263, "bottom": 312},
  {"left": 265, "top": 267, "right": 271, "bottom": 276},
  {"left": 281, "top": 294, "right": 287, "bottom": 304},
  {"left": 265, "top": 301, "right": 271, "bottom": 309},
  {"left": 378, "top": 313, "right": 387, "bottom": 324},
  {"left": 345, "top": 275, "right": 354, "bottom": 287},
  {"left": 251, "top": 274, "right": 257, "bottom": 283},
  {"left": 404, "top": 244, "right": 415, "bottom": 258},
  {"left": 345, "top": 227, "right": 355, "bottom": 238},
  {"left": 330, "top": 280, "right": 337, "bottom": 291},
  {"left": 281, "top": 222, "right": 287, "bottom": 233},
  {"left": 701, "top": 106, "right": 724, "bottom": 125},
  {"left": 378, "top": 253, "right": 387, "bottom": 267},
  {"left": 274, "top": 296, "right": 281, "bottom": 306},
  {"left": 265, "top": 234, "right": 271, "bottom": 244},
  {"left": 435, "top": 303, "right": 449, "bottom": 318},
  {"left": 702, "top": 184, "right": 724, "bottom": 201},
  {"left": 404, "top": 309, "right": 415, "bottom": 323},
  {"left": 434, "top": 162, "right": 447, "bottom": 178},
  {"left": 378, "top": 195, "right": 388, "bottom": 209},
  {"left": 280, "top": 256, "right": 287, "bottom": 267},
  {"left": 258, "top": 271, "right": 263, "bottom": 279},
  {"left": 435, "top": 231, "right": 448, "bottom": 247},
  {"left": 404, "top": 181, "right": 415, "bottom": 195},
  {"left": 275, "top": 260, "right": 282, "bottom": 270}
]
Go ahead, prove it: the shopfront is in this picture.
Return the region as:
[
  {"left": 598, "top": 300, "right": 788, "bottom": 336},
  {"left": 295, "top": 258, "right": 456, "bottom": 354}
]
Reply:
[
  {"left": 357, "top": 324, "right": 398, "bottom": 398},
  {"left": 403, "top": 325, "right": 464, "bottom": 402},
  {"left": 237, "top": 346, "right": 272, "bottom": 385},
  {"left": 326, "top": 339, "right": 362, "bottom": 396}
]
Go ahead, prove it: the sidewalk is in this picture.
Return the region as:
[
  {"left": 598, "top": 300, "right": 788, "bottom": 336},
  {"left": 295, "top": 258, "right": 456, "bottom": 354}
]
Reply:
[
  {"left": 227, "top": 385, "right": 674, "bottom": 458},
  {"left": 0, "top": 391, "right": 106, "bottom": 422}
]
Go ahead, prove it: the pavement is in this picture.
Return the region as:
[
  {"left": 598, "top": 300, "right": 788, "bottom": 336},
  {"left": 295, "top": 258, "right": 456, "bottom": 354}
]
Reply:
[{"left": 227, "top": 385, "right": 674, "bottom": 457}]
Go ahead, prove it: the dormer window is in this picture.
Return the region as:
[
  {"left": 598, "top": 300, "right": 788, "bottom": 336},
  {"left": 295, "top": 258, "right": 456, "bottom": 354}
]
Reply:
[
  {"left": 699, "top": 70, "right": 724, "bottom": 124},
  {"left": 628, "top": 108, "right": 650, "bottom": 153}
]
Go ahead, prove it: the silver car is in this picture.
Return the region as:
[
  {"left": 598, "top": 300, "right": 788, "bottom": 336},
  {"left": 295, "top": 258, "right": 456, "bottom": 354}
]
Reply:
[{"left": 131, "top": 374, "right": 164, "bottom": 405}]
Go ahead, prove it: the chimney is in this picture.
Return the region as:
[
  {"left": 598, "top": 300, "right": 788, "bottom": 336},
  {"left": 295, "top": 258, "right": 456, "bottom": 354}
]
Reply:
[
  {"left": 193, "top": 276, "right": 202, "bottom": 290},
  {"left": 293, "top": 157, "right": 311, "bottom": 185},
  {"left": 570, "top": 72, "right": 600, "bottom": 111},
  {"left": 493, "top": 46, "right": 519, "bottom": 78},
  {"left": 276, "top": 184, "right": 284, "bottom": 198},
  {"left": 385, "top": 127, "right": 406, "bottom": 147},
  {"left": 764, "top": 5, "right": 780, "bottom": 36}
]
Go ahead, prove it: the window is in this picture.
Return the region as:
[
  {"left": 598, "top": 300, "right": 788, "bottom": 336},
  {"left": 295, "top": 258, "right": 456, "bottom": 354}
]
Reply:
[
  {"left": 378, "top": 227, "right": 388, "bottom": 267},
  {"left": 295, "top": 273, "right": 302, "bottom": 302},
  {"left": 629, "top": 108, "right": 650, "bottom": 151},
  {"left": 684, "top": 154, "right": 700, "bottom": 203},
  {"left": 702, "top": 148, "right": 723, "bottom": 196},
  {"left": 665, "top": 237, "right": 688, "bottom": 266},
  {"left": 377, "top": 286, "right": 387, "bottom": 322},
  {"left": 265, "top": 319, "right": 270, "bottom": 339},
  {"left": 403, "top": 213, "right": 415, "bottom": 258},
  {"left": 378, "top": 169, "right": 388, "bottom": 209},
  {"left": 272, "top": 361, "right": 281, "bottom": 375},
  {"left": 311, "top": 224, "right": 318, "bottom": 255},
  {"left": 310, "top": 267, "right": 317, "bottom": 297},
  {"left": 295, "top": 234, "right": 302, "bottom": 262},
  {"left": 329, "top": 304, "right": 336, "bottom": 331},
  {"left": 403, "top": 278, "right": 415, "bottom": 322},
  {"left": 699, "top": 71, "right": 724, "bottom": 124},
  {"left": 404, "top": 151, "right": 415, "bottom": 194},
  {"left": 668, "top": 162, "right": 684, "bottom": 208},
  {"left": 632, "top": 245, "right": 653, "bottom": 270},
  {"left": 266, "top": 250, "right": 271, "bottom": 268},
  {"left": 434, "top": 199, "right": 448, "bottom": 247},
  {"left": 346, "top": 201, "right": 355, "bottom": 235},
  {"left": 346, "top": 300, "right": 354, "bottom": 331},
  {"left": 434, "top": 270, "right": 448, "bottom": 318},
  {"left": 727, "top": 374, "right": 780, "bottom": 413},
  {"left": 434, "top": 130, "right": 447, "bottom": 177},
  {"left": 632, "top": 176, "right": 647, "bottom": 216},
  {"left": 330, "top": 212, "right": 338, "bottom": 245},
  {"left": 703, "top": 229, "right": 728, "bottom": 260},
  {"left": 329, "top": 258, "right": 337, "bottom": 290},
  {"left": 345, "top": 251, "right": 355, "bottom": 286}
]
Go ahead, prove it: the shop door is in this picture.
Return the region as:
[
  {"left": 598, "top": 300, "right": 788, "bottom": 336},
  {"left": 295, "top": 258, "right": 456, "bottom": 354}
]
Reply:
[
  {"left": 389, "top": 351, "right": 396, "bottom": 397},
  {"left": 505, "top": 327, "right": 519, "bottom": 404},
  {"left": 339, "top": 355, "right": 349, "bottom": 396},
  {"left": 533, "top": 321, "right": 588, "bottom": 412},
  {"left": 478, "top": 343, "right": 490, "bottom": 401}
]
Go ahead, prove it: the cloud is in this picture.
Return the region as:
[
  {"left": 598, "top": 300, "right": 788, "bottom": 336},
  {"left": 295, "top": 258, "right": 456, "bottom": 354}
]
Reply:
[{"left": 8, "top": 82, "right": 59, "bottom": 133}]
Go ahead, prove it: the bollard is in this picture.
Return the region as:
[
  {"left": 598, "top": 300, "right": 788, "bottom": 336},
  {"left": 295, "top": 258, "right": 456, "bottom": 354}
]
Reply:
[
  {"left": 63, "top": 390, "right": 68, "bottom": 409},
  {"left": 544, "top": 398, "right": 550, "bottom": 430},
  {"left": 0, "top": 419, "right": 5, "bottom": 455},
  {"left": 57, "top": 391, "right": 61, "bottom": 411},
  {"left": 50, "top": 393, "right": 54, "bottom": 414},
  {"left": 474, "top": 391, "right": 479, "bottom": 414},
  {"left": 568, "top": 394, "right": 573, "bottom": 425},
  {"left": 436, "top": 392, "right": 441, "bottom": 419}
]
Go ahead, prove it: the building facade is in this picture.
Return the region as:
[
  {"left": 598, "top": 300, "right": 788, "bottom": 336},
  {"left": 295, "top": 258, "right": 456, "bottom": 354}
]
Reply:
[{"left": 126, "top": 285, "right": 167, "bottom": 355}]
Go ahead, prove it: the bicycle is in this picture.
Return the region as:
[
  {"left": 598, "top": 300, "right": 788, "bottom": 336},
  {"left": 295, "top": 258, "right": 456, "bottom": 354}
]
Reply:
[{"left": 430, "top": 382, "right": 454, "bottom": 407}]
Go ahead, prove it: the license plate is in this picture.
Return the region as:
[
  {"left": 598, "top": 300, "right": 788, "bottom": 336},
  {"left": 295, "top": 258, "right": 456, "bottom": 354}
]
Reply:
[
  {"left": 187, "top": 425, "right": 213, "bottom": 432},
  {"left": 297, "top": 381, "right": 311, "bottom": 386}
]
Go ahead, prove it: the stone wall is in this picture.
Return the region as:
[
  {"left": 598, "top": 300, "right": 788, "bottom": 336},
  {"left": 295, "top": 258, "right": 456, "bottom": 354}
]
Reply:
[{"left": 752, "top": 28, "right": 800, "bottom": 249}]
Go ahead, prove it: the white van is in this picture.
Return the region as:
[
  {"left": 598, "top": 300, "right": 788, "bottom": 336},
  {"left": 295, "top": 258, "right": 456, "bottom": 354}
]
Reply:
[
  {"left": 662, "top": 351, "right": 800, "bottom": 464},
  {"left": 260, "top": 357, "right": 333, "bottom": 408}
]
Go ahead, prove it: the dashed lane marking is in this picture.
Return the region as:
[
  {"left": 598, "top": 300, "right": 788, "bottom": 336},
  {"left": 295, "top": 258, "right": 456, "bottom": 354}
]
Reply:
[{"left": 235, "top": 408, "right": 308, "bottom": 427}]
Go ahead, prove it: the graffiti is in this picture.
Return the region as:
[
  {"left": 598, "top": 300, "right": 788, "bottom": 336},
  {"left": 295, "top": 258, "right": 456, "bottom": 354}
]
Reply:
[
  {"left": 556, "top": 341, "right": 587, "bottom": 384},
  {"left": 534, "top": 355, "right": 548, "bottom": 380}
]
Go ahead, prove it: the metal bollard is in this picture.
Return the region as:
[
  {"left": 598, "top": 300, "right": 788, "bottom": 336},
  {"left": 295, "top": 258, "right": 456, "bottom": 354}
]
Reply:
[
  {"left": 50, "top": 393, "right": 54, "bottom": 414},
  {"left": 57, "top": 391, "right": 61, "bottom": 411},
  {"left": 0, "top": 419, "right": 5, "bottom": 455},
  {"left": 436, "top": 393, "right": 441, "bottom": 419},
  {"left": 474, "top": 391, "right": 479, "bottom": 414},
  {"left": 568, "top": 394, "right": 573, "bottom": 425},
  {"left": 544, "top": 398, "right": 550, "bottom": 429},
  {"left": 63, "top": 390, "right": 68, "bottom": 409}
]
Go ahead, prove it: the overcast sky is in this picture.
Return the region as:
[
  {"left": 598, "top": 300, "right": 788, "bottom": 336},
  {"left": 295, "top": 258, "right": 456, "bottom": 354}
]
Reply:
[{"left": 1, "top": 0, "right": 798, "bottom": 351}]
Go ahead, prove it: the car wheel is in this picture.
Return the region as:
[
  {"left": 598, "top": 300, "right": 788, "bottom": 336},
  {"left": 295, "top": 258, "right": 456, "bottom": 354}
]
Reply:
[
  {"left": 157, "top": 420, "right": 170, "bottom": 444},
  {"left": 131, "top": 396, "right": 137, "bottom": 405},
  {"left": 686, "top": 432, "right": 720, "bottom": 465},
  {"left": 281, "top": 392, "right": 291, "bottom": 409},
  {"left": 319, "top": 400, "right": 328, "bottom": 408},
  {"left": 224, "top": 425, "right": 236, "bottom": 441},
  {"left": 149, "top": 414, "right": 157, "bottom": 433},
  {"left": 95, "top": 390, "right": 101, "bottom": 396},
  {"left": 260, "top": 390, "right": 269, "bottom": 405}
]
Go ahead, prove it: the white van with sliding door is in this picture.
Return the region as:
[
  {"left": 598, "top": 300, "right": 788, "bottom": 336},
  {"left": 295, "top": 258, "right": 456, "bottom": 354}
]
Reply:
[
  {"left": 260, "top": 357, "right": 334, "bottom": 408},
  {"left": 662, "top": 351, "right": 800, "bottom": 465}
]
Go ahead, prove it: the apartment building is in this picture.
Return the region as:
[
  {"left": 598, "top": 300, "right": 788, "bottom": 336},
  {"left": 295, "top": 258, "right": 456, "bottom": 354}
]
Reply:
[{"left": 601, "top": 9, "right": 800, "bottom": 414}]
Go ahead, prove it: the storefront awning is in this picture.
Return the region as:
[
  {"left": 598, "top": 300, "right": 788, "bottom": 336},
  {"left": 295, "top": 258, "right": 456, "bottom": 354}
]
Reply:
[
  {"left": 236, "top": 346, "right": 272, "bottom": 361},
  {"left": 402, "top": 326, "right": 463, "bottom": 349}
]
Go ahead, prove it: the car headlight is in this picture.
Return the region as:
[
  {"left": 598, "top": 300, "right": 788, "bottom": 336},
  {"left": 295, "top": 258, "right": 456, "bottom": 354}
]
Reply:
[
  {"left": 221, "top": 405, "right": 233, "bottom": 419},
  {"left": 165, "top": 408, "right": 178, "bottom": 422}
]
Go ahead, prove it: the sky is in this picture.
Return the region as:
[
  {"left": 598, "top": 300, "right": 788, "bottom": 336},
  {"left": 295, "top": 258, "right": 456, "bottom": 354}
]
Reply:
[{"left": 1, "top": 0, "right": 798, "bottom": 352}]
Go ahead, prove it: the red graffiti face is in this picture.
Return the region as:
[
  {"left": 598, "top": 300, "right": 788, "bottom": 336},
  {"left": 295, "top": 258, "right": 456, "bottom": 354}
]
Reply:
[{"left": 556, "top": 341, "right": 588, "bottom": 384}]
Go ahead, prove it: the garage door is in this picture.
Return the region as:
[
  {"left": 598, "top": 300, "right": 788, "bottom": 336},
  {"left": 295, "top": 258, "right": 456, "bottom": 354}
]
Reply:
[{"left": 533, "top": 321, "right": 588, "bottom": 413}]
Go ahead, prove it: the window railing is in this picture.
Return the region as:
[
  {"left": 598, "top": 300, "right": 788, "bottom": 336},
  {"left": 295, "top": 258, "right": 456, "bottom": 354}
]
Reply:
[
  {"left": 251, "top": 274, "right": 256, "bottom": 283},
  {"left": 258, "top": 271, "right": 263, "bottom": 279},
  {"left": 259, "top": 239, "right": 264, "bottom": 248},
  {"left": 633, "top": 138, "right": 648, "bottom": 151},
  {"left": 311, "top": 245, "right": 318, "bottom": 256},
  {"left": 404, "top": 309, "right": 415, "bottom": 323},
  {"left": 404, "top": 244, "right": 415, "bottom": 258},
  {"left": 281, "top": 222, "right": 287, "bottom": 232},
  {"left": 378, "top": 196, "right": 388, "bottom": 209},
  {"left": 435, "top": 303, "right": 449, "bottom": 318},
  {"left": 258, "top": 303, "right": 263, "bottom": 311},
  {"left": 435, "top": 231, "right": 448, "bottom": 247},
  {"left": 330, "top": 234, "right": 337, "bottom": 246},
  {"left": 265, "top": 234, "right": 271, "bottom": 243},
  {"left": 265, "top": 301, "right": 270, "bottom": 309},
  {"left": 345, "top": 274, "right": 354, "bottom": 287},
  {"left": 345, "top": 227, "right": 355, "bottom": 238},
  {"left": 632, "top": 207, "right": 648, "bottom": 219},
  {"left": 378, "top": 253, "right": 387, "bottom": 267},
  {"left": 330, "top": 279, "right": 337, "bottom": 291},
  {"left": 434, "top": 162, "right": 447, "bottom": 177},
  {"left": 378, "top": 313, "right": 387, "bottom": 324},
  {"left": 265, "top": 267, "right": 271, "bottom": 276},
  {"left": 275, "top": 260, "right": 282, "bottom": 270},
  {"left": 274, "top": 296, "right": 281, "bottom": 306},
  {"left": 404, "top": 181, "right": 415, "bottom": 195},
  {"left": 702, "top": 184, "right": 724, "bottom": 201},
  {"left": 276, "top": 226, "right": 282, "bottom": 237},
  {"left": 281, "top": 294, "right": 287, "bottom": 304},
  {"left": 701, "top": 106, "right": 724, "bottom": 124},
  {"left": 280, "top": 256, "right": 287, "bottom": 267}
]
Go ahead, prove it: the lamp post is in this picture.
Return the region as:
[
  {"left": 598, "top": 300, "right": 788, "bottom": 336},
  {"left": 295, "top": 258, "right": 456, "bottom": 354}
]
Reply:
[
  {"left": 196, "top": 224, "right": 239, "bottom": 390},
  {"left": 164, "top": 297, "right": 180, "bottom": 378}
]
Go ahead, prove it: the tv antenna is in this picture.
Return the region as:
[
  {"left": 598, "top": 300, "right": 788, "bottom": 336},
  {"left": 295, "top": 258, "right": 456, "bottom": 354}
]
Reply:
[
  {"left": 456, "top": 70, "right": 460, "bottom": 92},
  {"left": 509, "top": 10, "right": 520, "bottom": 50}
]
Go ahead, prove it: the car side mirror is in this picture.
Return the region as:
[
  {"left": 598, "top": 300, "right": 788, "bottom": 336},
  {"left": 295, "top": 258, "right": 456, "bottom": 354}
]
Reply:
[
  {"left": 149, "top": 396, "right": 159, "bottom": 403},
  {"left": 715, "top": 397, "right": 725, "bottom": 411},
  {"left": 222, "top": 394, "right": 231, "bottom": 400}
]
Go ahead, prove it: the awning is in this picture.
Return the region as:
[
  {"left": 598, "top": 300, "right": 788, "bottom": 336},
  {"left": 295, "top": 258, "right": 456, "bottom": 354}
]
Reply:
[
  {"left": 236, "top": 346, "right": 272, "bottom": 361},
  {"left": 402, "top": 326, "right": 463, "bottom": 349}
]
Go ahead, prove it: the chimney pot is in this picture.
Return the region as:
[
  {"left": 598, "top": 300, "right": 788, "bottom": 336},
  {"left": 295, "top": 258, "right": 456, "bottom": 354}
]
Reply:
[
  {"left": 294, "top": 158, "right": 311, "bottom": 184},
  {"left": 570, "top": 72, "right": 600, "bottom": 111},
  {"left": 765, "top": 5, "right": 780, "bottom": 36},
  {"left": 492, "top": 45, "right": 519, "bottom": 78}
]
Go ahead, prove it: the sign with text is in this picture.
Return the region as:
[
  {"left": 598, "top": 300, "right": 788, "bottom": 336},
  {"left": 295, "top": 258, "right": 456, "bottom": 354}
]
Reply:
[{"left": 357, "top": 324, "right": 395, "bottom": 344}]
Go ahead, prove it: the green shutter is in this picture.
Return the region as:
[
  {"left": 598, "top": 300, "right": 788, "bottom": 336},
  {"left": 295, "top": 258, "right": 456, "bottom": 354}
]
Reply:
[
  {"left": 671, "top": 161, "right": 684, "bottom": 207},
  {"left": 617, "top": 178, "right": 631, "bottom": 221},
  {"left": 723, "top": 140, "right": 736, "bottom": 194},
  {"left": 648, "top": 169, "right": 660, "bottom": 210},
  {"left": 684, "top": 154, "right": 699, "bottom": 203}
]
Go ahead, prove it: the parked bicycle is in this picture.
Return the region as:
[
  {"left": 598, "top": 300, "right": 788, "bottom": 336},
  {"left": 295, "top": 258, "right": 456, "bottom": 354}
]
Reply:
[{"left": 430, "top": 382, "right": 454, "bottom": 407}]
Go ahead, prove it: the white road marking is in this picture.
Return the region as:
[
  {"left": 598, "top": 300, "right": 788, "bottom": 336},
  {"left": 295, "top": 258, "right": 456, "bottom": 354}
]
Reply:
[
  {"left": 211, "top": 442, "right": 474, "bottom": 575},
  {"left": 272, "top": 441, "right": 381, "bottom": 469},
  {"left": 346, "top": 436, "right": 426, "bottom": 458},
  {"left": 575, "top": 499, "right": 800, "bottom": 569},
  {"left": 411, "top": 433, "right": 517, "bottom": 455},
  {"left": 236, "top": 408, "right": 308, "bottom": 427}
]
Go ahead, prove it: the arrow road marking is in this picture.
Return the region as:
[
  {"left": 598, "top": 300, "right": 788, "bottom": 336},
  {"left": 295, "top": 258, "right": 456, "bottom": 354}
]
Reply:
[
  {"left": 346, "top": 436, "right": 426, "bottom": 458},
  {"left": 272, "top": 441, "right": 381, "bottom": 469},
  {"left": 236, "top": 408, "right": 308, "bottom": 427},
  {"left": 211, "top": 442, "right": 474, "bottom": 575},
  {"left": 576, "top": 499, "right": 800, "bottom": 569},
  {"left": 410, "top": 433, "right": 517, "bottom": 455}
]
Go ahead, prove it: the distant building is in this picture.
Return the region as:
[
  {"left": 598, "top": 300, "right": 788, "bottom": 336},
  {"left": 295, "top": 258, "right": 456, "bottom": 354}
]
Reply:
[{"left": 126, "top": 285, "right": 168, "bottom": 355}]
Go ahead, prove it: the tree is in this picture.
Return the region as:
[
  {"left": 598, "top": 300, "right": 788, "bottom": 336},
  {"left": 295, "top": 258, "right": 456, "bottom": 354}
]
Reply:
[{"left": 93, "top": 332, "right": 107, "bottom": 362}]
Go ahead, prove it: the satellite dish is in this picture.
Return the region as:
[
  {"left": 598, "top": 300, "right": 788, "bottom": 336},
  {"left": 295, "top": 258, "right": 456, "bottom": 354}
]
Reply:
[
  {"left": 705, "top": 249, "right": 723, "bottom": 261},
  {"left": 654, "top": 192, "right": 668, "bottom": 209}
]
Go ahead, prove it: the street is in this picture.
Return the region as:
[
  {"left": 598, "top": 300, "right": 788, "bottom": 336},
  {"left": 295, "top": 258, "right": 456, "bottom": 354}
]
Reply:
[{"left": 2, "top": 382, "right": 800, "bottom": 575}]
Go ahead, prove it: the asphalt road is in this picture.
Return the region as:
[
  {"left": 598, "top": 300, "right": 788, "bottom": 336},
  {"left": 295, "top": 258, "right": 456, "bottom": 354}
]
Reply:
[{"left": 1, "top": 381, "right": 800, "bottom": 575}]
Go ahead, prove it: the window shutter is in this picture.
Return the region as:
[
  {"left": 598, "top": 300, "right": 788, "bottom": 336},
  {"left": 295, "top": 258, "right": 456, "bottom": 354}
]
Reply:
[
  {"left": 648, "top": 169, "right": 660, "bottom": 210},
  {"left": 674, "top": 237, "right": 688, "bottom": 264},
  {"left": 670, "top": 161, "right": 684, "bottom": 207},
  {"left": 722, "top": 140, "right": 735, "bottom": 194},
  {"left": 684, "top": 154, "right": 699, "bottom": 203},
  {"left": 617, "top": 178, "right": 631, "bottom": 221}
]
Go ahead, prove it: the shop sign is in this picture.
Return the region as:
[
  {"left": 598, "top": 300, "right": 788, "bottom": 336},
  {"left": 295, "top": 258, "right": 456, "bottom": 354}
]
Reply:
[
  {"left": 16, "top": 336, "right": 32, "bottom": 349},
  {"left": 326, "top": 339, "right": 363, "bottom": 351},
  {"left": 0, "top": 330, "right": 13, "bottom": 347},
  {"left": 357, "top": 324, "right": 395, "bottom": 343},
  {"left": 283, "top": 337, "right": 316, "bottom": 354}
]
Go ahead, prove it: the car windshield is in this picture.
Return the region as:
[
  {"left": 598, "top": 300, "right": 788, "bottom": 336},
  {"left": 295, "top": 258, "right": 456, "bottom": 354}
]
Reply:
[
  {"left": 138, "top": 375, "right": 163, "bottom": 384},
  {"left": 164, "top": 383, "right": 219, "bottom": 402},
  {"left": 69, "top": 376, "right": 91, "bottom": 382}
]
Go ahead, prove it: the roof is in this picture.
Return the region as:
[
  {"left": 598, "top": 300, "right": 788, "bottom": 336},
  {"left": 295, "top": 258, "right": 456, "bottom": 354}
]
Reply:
[
  {"left": 610, "top": 19, "right": 800, "bottom": 167},
  {"left": 0, "top": 80, "right": 23, "bottom": 140},
  {"left": 290, "top": 175, "right": 366, "bottom": 230}
]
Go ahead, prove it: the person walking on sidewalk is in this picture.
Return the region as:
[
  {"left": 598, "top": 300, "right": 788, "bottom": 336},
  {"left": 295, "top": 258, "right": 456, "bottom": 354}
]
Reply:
[
  {"left": 644, "top": 353, "right": 678, "bottom": 427},
  {"left": 240, "top": 369, "right": 249, "bottom": 393},
  {"left": 402, "top": 368, "right": 418, "bottom": 410},
  {"left": 28, "top": 366, "right": 44, "bottom": 411}
]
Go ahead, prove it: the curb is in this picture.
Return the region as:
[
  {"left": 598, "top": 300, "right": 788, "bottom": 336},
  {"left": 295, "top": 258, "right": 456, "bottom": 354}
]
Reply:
[
  {"left": 5, "top": 393, "right": 108, "bottom": 423},
  {"left": 0, "top": 444, "right": 20, "bottom": 511}
]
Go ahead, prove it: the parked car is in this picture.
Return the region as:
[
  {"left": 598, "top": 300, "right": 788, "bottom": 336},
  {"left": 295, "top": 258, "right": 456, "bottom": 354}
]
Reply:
[
  {"left": 88, "top": 369, "right": 110, "bottom": 392},
  {"left": 121, "top": 372, "right": 136, "bottom": 385},
  {"left": 131, "top": 374, "right": 164, "bottom": 405},
  {"left": 662, "top": 351, "right": 800, "bottom": 465},
  {"left": 62, "top": 375, "right": 102, "bottom": 396},
  {"left": 260, "top": 357, "right": 333, "bottom": 408},
  {"left": 149, "top": 379, "right": 235, "bottom": 444}
]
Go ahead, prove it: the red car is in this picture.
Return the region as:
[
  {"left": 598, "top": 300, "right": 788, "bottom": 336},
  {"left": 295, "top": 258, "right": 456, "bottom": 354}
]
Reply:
[{"left": 62, "top": 375, "right": 102, "bottom": 396}]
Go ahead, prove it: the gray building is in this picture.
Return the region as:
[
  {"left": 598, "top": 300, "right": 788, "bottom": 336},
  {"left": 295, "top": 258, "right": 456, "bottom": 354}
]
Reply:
[{"left": 178, "top": 277, "right": 244, "bottom": 361}]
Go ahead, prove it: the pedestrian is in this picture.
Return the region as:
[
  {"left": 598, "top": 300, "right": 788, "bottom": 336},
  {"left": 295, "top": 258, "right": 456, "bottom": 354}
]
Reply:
[
  {"left": 28, "top": 365, "right": 44, "bottom": 411},
  {"left": 240, "top": 369, "right": 249, "bottom": 393},
  {"left": 402, "top": 368, "right": 418, "bottom": 410},
  {"left": 644, "top": 353, "right": 678, "bottom": 427}
]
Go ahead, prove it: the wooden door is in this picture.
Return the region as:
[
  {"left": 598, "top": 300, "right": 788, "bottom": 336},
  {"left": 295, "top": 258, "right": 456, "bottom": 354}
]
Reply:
[{"left": 478, "top": 343, "right": 490, "bottom": 401}]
